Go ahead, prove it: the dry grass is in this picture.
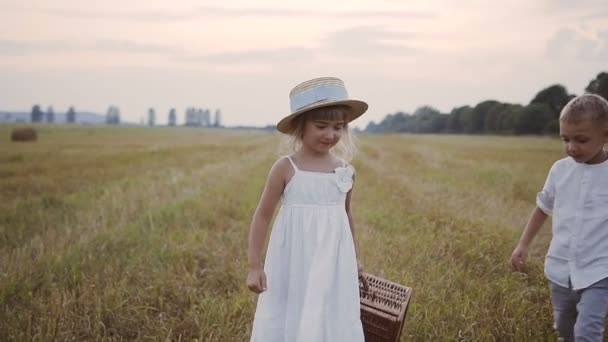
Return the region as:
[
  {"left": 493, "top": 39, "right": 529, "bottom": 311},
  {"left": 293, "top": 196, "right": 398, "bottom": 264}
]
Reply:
[{"left": 0, "top": 125, "right": 570, "bottom": 341}]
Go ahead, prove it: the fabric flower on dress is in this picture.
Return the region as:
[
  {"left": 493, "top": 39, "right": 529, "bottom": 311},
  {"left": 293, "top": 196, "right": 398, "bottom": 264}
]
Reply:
[{"left": 334, "top": 165, "right": 354, "bottom": 193}]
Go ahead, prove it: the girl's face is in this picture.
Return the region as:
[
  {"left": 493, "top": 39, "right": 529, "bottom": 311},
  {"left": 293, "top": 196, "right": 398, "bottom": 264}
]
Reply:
[
  {"left": 560, "top": 119, "right": 608, "bottom": 164},
  {"left": 301, "top": 118, "right": 345, "bottom": 154}
]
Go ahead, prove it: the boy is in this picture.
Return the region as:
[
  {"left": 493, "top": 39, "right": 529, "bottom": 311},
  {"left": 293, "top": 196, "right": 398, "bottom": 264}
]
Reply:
[{"left": 511, "top": 94, "right": 608, "bottom": 341}]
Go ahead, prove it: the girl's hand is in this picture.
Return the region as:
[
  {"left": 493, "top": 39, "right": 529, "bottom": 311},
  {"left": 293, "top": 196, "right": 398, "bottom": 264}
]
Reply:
[
  {"left": 510, "top": 244, "right": 528, "bottom": 272},
  {"left": 247, "top": 267, "right": 267, "bottom": 294},
  {"left": 357, "top": 259, "right": 370, "bottom": 291}
]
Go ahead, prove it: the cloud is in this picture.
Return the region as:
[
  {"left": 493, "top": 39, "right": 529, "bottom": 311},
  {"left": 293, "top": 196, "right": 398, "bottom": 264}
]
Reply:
[
  {"left": 37, "top": 6, "right": 435, "bottom": 22},
  {"left": 177, "top": 47, "right": 316, "bottom": 64},
  {"left": 175, "top": 26, "right": 420, "bottom": 67},
  {"left": 537, "top": 0, "right": 606, "bottom": 13},
  {"left": 533, "top": 0, "right": 608, "bottom": 21},
  {"left": 0, "top": 40, "right": 64, "bottom": 54},
  {"left": 322, "top": 26, "right": 420, "bottom": 57},
  {"left": 580, "top": 10, "right": 608, "bottom": 20},
  {"left": 545, "top": 27, "right": 608, "bottom": 61},
  {"left": 39, "top": 7, "right": 198, "bottom": 22},
  {"left": 94, "top": 40, "right": 181, "bottom": 54},
  {"left": 196, "top": 6, "right": 436, "bottom": 19},
  {"left": 0, "top": 39, "right": 181, "bottom": 55}
]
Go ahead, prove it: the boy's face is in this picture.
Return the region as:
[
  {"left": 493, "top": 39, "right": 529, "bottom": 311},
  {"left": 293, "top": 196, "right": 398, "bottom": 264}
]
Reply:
[{"left": 559, "top": 118, "right": 608, "bottom": 164}]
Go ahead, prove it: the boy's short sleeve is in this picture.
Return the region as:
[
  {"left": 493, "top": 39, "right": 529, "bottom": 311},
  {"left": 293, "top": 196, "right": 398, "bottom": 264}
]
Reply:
[{"left": 536, "top": 162, "right": 558, "bottom": 215}]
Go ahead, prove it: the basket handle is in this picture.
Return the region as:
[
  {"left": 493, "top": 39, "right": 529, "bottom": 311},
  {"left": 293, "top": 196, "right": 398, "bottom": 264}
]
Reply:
[{"left": 359, "top": 272, "right": 377, "bottom": 301}]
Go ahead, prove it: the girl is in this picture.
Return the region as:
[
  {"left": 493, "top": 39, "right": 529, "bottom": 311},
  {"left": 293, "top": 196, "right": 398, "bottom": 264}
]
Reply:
[{"left": 247, "top": 77, "right": 368, "bottom": 342}]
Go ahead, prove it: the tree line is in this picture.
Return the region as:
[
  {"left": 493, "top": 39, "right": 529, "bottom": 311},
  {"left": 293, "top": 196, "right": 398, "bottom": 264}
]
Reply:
[
  {"left": 31, "top": 105, "right": 76, "bottom": 123},
  {"left": 365, "top": 72, "right": 608, "bottom": 135},
  {"left": 29, "top": 105, "right": 222, "bottom": 127}
]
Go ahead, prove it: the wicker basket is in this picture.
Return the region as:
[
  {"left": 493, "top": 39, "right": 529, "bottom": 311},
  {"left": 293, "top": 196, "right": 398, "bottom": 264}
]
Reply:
[{"left": 359, "top": 273, "right": 412, "bottom": 342}]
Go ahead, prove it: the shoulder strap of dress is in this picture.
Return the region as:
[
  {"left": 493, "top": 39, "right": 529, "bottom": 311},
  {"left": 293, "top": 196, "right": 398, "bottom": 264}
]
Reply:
[
  {"left": 339, "top": 158, "right": 347, "bottom": 167},
  {"left": 286, "top": 155, "right": 299, "bottom": 171}
]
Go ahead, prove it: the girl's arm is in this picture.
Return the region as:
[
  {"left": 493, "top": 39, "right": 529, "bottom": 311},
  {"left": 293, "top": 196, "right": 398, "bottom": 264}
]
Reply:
[
  {"left": 345, "top": 171, "right": 363, "bottom": 274},
  {"left": 510, "top": 206, "right": 548, "bottom": 272},
  {"left": 247, "top": 158, "right": 290, "bottom": 293}
]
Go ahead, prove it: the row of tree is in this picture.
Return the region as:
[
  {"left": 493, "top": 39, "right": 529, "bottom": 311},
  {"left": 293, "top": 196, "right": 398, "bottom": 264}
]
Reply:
[
  {"left": 365, "top": 72, "right": 608, "bottom": 135},
  {"left": 143, "top": 108, "right": 222, "bottom": 127},
  {"left": 30, "top": 105, "right": 223, "bottom": 127},
  {"left": 106, "top": 106, "right": 120, "bottom": 124},
  {"left": 31, "top": 105, "right": 76, "bottom": 123},
  {"left": 184, "top": 108, "right": 222, "bottom": 127}
]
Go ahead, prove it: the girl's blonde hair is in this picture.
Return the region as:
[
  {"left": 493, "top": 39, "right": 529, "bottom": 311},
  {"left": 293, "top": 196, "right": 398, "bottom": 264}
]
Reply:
[{"left": 279, "top": 105, "right": 358, "bottom": 162}]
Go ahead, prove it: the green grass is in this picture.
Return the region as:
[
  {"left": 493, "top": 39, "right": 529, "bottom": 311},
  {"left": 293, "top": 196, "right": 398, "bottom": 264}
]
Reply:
[{"left": 0, "top": 125, "right": 569, "bottom": 341}]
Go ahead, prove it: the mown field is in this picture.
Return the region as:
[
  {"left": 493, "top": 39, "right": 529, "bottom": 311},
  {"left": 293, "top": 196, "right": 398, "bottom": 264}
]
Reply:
[{"left": 1, "top": 125, "right": 566, "bottom": 341}]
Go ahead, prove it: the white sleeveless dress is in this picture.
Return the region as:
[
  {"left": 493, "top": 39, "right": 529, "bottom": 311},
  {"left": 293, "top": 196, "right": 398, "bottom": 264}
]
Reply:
[{"left": 250, "top": 156, "right": 364, "bottom": 342}]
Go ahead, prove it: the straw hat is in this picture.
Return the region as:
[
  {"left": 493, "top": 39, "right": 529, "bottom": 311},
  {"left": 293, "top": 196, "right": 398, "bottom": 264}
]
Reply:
[{"left": 277, "top": 77, "right": 368, "bottom": 134}]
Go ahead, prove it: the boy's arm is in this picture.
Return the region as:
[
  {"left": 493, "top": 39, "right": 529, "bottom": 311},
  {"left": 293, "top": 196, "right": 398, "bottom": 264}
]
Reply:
[
  {"left": 511, "top": 206, "right": 548, "bottom": 272},
  {"left": 512, "top": 160, "right": 557, "bottom": 272}
]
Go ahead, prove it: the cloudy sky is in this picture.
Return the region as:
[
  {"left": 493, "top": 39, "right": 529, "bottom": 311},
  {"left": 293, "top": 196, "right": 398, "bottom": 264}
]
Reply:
[{"left": 1, "top": 0, "right": 606, "bottom": 128}]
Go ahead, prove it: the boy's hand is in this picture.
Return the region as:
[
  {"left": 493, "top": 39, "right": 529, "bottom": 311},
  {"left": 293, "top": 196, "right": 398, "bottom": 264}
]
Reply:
[
  {"left": 247, "top": 267, "right": 267, "bottom": 294},
  {"left": 510, "top": 244, "right": 528, "bottom": 272}
]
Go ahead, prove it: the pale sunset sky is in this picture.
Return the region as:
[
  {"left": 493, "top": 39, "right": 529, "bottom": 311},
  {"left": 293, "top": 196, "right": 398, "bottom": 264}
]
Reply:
[{"left": 1, "top": 0, "right": 606, "bottom": 128}]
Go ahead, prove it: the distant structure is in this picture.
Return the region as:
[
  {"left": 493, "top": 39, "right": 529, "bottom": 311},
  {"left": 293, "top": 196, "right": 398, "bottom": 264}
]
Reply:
[
  {"left": 185, "top": 108, "right": 198, "bottom": 126},
  {"left": 184, "top": 107, "right": 223, "bottom": 127},
  {"left": 197, "top": 109, "right": 204, "bottom": 126},
  {"left": 46, "top": 106, "right": 55, "bottom": 123},
  {"left": 168, "top": 108, "right": 177, "bottom": 126},
  {"left": 148, "top": 108, "right": 156, "bottom": 126},
  {"left": 31, "top": 105, "right": 43, "bottom": 122},
  {"left": 202, "top": 109, "right": 211, "bottom": 126},
  {"left": 66, "top": 106, "right": 76, "bottom": 123},
  {"left": 106, "top": 106, "right": 121, "bottom": 125},
  {"left": 1, "top": 107, "right": 108, "bottom": 124},
  {"left": 214, "top": 109, "right": 222, "bottom": 127},
  {"left": 185, "top": 107, "right": 205, "bottom": 127}
]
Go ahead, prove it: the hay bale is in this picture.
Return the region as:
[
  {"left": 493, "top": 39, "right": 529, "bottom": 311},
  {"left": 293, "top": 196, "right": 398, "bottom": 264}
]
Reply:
[{"left": 11, "top": 127, "right": 38, "bottom": 142}]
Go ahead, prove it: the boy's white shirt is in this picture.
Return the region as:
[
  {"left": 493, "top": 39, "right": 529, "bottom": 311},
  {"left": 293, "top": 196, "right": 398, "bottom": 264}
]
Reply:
[{"left": 537, "top": 156, "right": 608, "bottom": 290}]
